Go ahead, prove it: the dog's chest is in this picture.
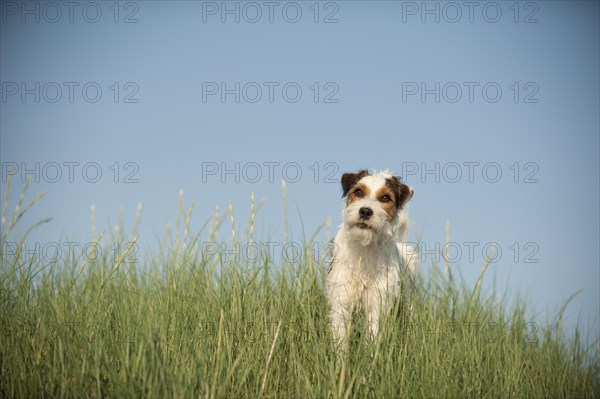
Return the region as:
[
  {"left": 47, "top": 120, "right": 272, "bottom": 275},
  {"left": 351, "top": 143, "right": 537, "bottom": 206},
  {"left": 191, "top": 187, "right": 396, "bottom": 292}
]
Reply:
[
  {"left": 344, "top": 249, "right": 398, "bottom": 289},
  {"left": 327, "top": 234, "right": 402, "bottom": 301}
]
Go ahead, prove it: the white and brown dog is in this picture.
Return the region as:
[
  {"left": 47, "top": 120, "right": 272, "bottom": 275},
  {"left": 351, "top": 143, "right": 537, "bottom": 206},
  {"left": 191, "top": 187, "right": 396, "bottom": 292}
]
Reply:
[{"left": 326, "top": 169, "right": 416, "bottom": 344}]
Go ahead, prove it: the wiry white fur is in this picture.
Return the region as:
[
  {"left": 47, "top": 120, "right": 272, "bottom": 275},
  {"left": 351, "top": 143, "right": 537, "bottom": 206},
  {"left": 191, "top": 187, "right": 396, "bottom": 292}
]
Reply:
[{"left": 326, "top": 171, "right": 416, "bottom": 345}]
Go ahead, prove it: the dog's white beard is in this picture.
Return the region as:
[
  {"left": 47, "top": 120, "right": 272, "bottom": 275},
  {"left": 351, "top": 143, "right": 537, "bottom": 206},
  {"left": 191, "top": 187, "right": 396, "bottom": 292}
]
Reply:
[
  {"left": 347, "top": 223, "right": 395, "bottom": 247},
  {"left": 349, "top": 227, "right": 374, "bottom": 246}
]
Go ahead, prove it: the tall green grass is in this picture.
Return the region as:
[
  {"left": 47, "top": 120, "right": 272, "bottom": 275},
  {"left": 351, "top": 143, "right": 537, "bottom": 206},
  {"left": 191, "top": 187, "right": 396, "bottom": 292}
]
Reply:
[{"left": 1, "top": 179, "right": 599, "bottom": 398}]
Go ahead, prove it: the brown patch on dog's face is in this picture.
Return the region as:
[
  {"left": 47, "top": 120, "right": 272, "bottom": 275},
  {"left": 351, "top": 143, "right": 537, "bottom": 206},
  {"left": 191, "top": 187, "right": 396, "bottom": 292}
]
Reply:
[
  {"left": 375, "top": 185, "right": 399, "bottom": 221},
  {"left": 341, "top": 170, "right": 370, "bottom": 197},
  {"left": 385, "top": 176, "right": 414, "bottom": 210},
  {"left": 346, "top": 182, "right": 370, "bottom": 206}
]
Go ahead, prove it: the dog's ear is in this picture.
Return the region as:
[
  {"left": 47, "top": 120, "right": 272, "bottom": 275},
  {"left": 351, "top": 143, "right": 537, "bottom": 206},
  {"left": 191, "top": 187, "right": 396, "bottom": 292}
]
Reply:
[
  {"left": 341, "top": 170, "right": 369, "bottom": 197},
  {"left": 387, "top": 176, "right": 414, "bottom": 209}
]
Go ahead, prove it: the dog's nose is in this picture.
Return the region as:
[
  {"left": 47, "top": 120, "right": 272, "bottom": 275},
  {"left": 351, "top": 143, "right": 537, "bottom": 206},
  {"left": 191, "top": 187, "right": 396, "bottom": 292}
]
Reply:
[{"left": 359, "top": 207, "right": 373, "bottom": 220}]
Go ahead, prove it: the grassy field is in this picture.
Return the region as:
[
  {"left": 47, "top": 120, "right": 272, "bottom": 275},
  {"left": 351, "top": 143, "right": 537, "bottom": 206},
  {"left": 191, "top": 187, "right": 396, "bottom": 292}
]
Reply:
[{"left": 1, "top": 180, "right": 599, "bottom": 398}]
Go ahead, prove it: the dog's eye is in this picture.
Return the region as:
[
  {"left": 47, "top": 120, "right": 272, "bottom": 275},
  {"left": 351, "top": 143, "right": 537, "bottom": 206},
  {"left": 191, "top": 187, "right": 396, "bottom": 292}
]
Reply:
[
  {"left": 354, "top": 189, "right": 363, "bottom": 197},
  {"left": 380, "top": 195, "right": 391, "bottom": 202}
]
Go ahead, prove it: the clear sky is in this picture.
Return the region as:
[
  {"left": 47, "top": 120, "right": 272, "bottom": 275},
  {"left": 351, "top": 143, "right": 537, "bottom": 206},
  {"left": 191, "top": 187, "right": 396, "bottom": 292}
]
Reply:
[{"left": 1, "top": 1, "right": 598, "bottom": 344}]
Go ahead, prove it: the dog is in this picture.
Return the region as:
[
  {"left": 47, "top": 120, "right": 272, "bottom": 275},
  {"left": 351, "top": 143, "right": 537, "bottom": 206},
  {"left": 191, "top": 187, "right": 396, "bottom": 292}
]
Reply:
[{"left": 326, "top": 169, "right": 416, "bottom": 345}]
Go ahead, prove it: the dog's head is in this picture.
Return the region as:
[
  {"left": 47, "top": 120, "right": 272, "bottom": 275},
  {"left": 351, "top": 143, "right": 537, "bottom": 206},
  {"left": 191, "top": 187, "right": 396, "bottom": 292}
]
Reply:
[{"left": 340, "top": 169, "right": 413, "bottom": 245}]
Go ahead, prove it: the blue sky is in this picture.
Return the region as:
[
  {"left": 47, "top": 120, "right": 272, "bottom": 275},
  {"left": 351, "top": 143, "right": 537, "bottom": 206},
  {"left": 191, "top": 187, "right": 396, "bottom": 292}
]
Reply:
[{"left": 1, "top": 1, "right": 598, "bottom": 344}]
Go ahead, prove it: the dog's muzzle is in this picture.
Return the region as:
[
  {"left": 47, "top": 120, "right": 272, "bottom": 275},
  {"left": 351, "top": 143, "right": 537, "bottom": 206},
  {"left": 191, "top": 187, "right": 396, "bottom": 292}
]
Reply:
[{"left": 355, "top": 207, "right": 374, "bottom": 230}]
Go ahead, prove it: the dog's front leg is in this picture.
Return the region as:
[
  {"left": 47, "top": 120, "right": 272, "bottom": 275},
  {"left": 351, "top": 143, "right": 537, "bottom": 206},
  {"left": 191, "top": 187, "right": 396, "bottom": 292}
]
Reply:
[
  {"left": 366, "top": 285, "right": 395, "bottom": 339},
  {"left": 330, "top": 306, "right": 348, "bottom": 346},
  {"left": 328, "top": 287, "right": 352, "bottom": 347},
  {"left": 366, "top": 298, "right": 382, "bottom": 339}
]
